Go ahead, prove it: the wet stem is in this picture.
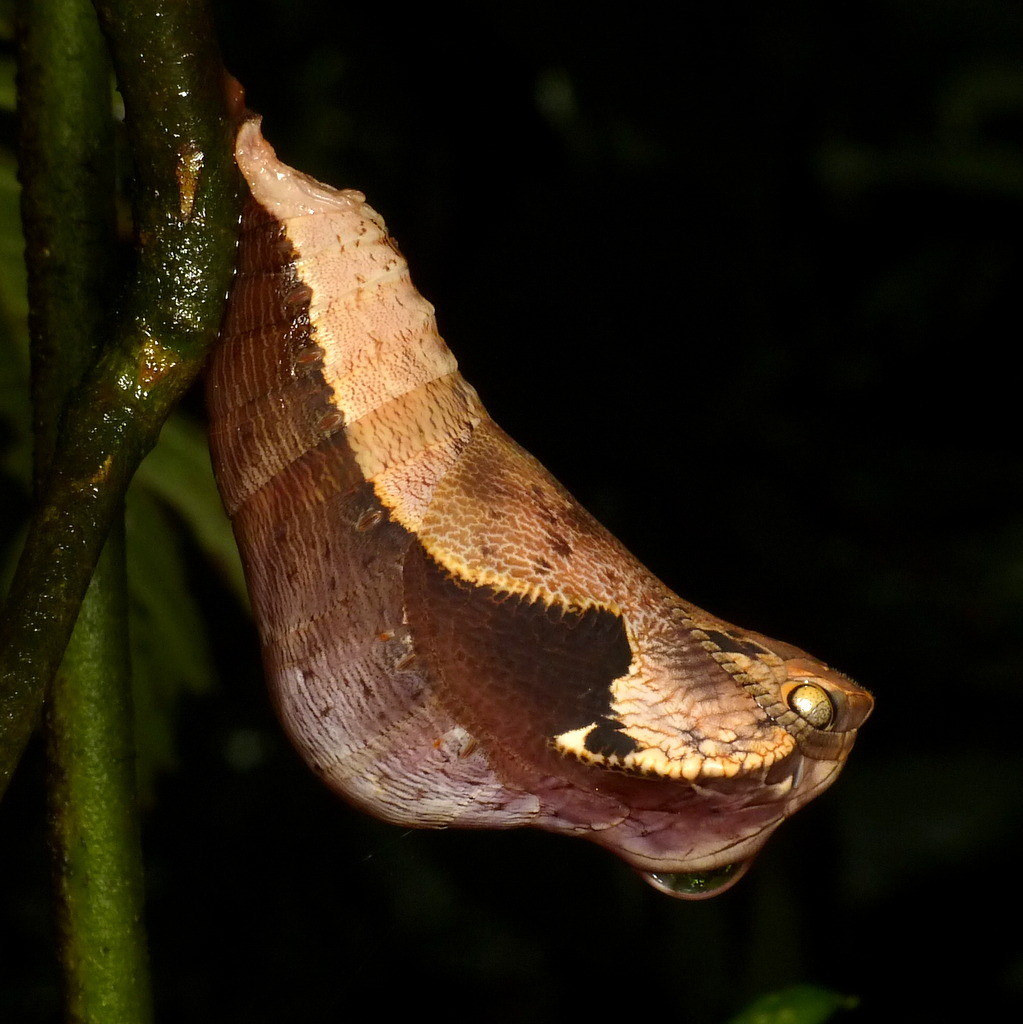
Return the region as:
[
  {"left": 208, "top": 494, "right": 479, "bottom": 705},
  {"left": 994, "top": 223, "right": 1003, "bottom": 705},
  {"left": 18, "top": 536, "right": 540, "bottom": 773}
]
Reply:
[{"left": 6, "top": 0, "right": 240, "bottom": 1018}]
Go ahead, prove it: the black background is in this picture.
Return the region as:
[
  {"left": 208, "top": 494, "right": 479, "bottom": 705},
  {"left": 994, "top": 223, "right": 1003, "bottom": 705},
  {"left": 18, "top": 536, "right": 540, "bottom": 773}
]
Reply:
[{"left": 4, "top": 2, "right": 1023, "bottom": 1021}]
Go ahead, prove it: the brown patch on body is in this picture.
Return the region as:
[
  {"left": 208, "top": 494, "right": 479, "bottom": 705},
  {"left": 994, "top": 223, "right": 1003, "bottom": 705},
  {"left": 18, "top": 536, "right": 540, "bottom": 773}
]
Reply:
[{"left": 416, "top": 419, "right": 642, "bottom": 612}]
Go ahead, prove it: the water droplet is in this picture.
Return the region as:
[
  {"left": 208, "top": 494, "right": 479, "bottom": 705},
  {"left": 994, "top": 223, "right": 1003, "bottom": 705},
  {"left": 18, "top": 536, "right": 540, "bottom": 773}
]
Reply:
[{"left": 642, "top": 860, "right": 750, "bottom": 900}]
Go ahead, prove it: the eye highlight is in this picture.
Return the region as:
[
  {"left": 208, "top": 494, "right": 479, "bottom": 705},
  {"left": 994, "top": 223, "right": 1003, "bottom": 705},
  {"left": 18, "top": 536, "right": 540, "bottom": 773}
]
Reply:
[{"left": 787, "top": 682, "right": 835, "bottom": 729}]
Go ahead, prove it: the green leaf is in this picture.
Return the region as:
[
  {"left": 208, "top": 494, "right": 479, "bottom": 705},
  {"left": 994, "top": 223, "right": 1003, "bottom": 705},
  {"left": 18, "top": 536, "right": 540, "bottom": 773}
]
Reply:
[
  {"left": 0, "top": 150, "right": 31, "bottom": 491},
  {"left": 125, "top": 486, "right": 217, "bottom": 801},
  {"left": 0, "top": 55, "right": 14, "bottom": 113},
  {"left": 0, "top": 2, "right": 13, "bottom": 44},
  {"left": 134, "top": 412, "right": 247, "bottom": 606},
  {"left": 0, "top": 140, "right": 31, "bottom": 589},
  {"left": 727, "top": 985, "right": 857, "bottom": 1024}
]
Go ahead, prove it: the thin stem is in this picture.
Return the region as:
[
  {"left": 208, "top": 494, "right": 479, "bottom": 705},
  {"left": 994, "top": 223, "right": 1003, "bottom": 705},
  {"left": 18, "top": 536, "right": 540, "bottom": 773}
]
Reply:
[
  {"left": 0, "top": 0, "right": 242, "bottom": 798},
  {"left": 48, "top": 529, "right": 152, "bottom": 1024},
  {"left": 17, "top": 0, "right": 117, "bottom": 484},
  {"left": 17, "top": 0, "right": 153, "bottom": 1018}
]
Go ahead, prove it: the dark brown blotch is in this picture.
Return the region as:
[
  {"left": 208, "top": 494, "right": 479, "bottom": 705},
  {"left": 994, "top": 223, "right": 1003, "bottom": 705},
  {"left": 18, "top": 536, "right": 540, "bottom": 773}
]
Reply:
[
  {"left": 403, "top": 545, "right": 634, "bottom": 763},
  {"left": 582, "top": 719, "right": 640, "bottom": 760},
  {"left": 703, "top": 629, "right": 770, "bottom": 659}
]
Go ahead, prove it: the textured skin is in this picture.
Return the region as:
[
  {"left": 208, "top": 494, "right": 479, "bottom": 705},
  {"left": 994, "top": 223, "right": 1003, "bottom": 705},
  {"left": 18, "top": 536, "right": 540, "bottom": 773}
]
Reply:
[{"left": 206, "top": 118, "right": 873, "bottom": 894}]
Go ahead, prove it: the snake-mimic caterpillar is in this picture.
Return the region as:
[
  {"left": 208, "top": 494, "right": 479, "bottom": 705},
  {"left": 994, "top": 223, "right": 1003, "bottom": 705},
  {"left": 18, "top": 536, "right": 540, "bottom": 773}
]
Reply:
[{"left": 206, "top": 116, "right": 873, "bottom": 900}]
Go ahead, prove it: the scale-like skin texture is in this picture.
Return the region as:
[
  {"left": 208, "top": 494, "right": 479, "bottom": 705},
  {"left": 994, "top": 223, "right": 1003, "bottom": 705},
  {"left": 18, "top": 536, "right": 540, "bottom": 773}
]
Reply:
[{"left": 206, "top": 118, "right": 873, "bottom": 895}]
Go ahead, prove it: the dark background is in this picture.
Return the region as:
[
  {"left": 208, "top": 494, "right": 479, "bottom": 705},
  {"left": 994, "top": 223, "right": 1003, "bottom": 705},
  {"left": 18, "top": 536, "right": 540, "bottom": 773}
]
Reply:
[{"left": 3, "top": 1, "right": 1023, "bottom": 1021}]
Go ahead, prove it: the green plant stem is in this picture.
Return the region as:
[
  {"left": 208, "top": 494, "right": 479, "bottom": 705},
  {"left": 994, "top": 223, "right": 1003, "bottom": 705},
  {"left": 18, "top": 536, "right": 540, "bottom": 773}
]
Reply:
[
  {"left": 16, "top": 0, "right": 154, "bottom": 1018},
  {"left": 48, "top": 528, "right": 152, "bottom": 1024},
  {"left": 16, "top": 0, "right": 116, "bottom": 485},
  {"left": 0, "top": 0, "right": 242, "bottom": 798}
]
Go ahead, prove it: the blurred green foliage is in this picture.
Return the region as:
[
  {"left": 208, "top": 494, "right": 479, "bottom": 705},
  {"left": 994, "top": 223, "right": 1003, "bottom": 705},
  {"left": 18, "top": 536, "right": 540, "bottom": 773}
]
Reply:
[{"left": 728, "top": 985, "right": 855, "bottom": 1024}]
